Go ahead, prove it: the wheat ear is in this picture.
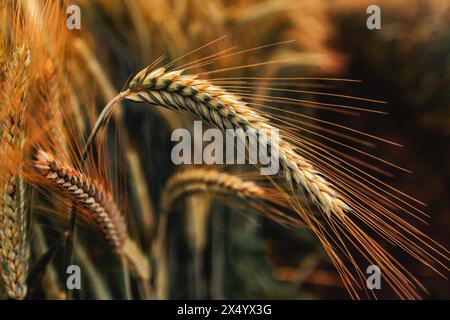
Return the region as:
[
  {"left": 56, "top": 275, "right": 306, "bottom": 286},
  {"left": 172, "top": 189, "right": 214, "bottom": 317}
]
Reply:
[
  {"left": 157, "top": 168, "right": 269, "bottom": 254},
  {"left": 0, "top": 47, "right": 31, "bottom": 300},
  {"left": 155, "top": 168, "right": 266, "bottom": 299},
  {"left": 161, "top": 169, "right": 264, "bottom": 213},
  {"left": 126, "top": 67, "right": 350, "bottom": 217},
  {"left": 34, "top": 150, "right": 127, "bottom": 252},
  {"left": 33, "top": 150, "right": 150, "bottom": 282},
  {"left": 40, "top": 59, "right": 66, "bottom": 147},
  {"left": 156, "top": 168, "right": 266, "bottom": 258}
]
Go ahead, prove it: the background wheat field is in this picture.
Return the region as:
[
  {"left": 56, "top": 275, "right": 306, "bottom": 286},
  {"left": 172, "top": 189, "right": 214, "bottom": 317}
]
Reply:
[{"left": 0, "top": 0, "right": 449, "bottom": 300}]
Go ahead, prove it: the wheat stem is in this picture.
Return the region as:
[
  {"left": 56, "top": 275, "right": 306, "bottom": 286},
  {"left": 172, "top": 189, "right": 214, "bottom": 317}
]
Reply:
[
  {"left": 31, "top": 223, "right": 65, "bottom": 300},
  {"left": 83, "top": 90, "right": 130, "bottom": 160},
  {"left": 121, "top": 256, "right": 132, "bottom": 300},
  {"left": 74, "top": 243, "right": 112, "bottom": 300}
]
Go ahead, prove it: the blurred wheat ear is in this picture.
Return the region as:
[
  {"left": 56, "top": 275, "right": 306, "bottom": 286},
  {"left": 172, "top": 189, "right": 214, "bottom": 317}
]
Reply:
[
  {"left": 0, "top": 47, "right": 31, "bottom": 300},
  {"left": 154, "top": 168, "right": 287, "bottom": 299}
]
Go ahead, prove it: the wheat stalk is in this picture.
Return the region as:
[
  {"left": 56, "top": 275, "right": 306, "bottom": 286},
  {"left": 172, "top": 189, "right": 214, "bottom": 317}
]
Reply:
[
  {"left": 33, "top": 150, "right": 150, "bottom": 284},
  {"left": 125, "top": 67, "right": 350, "bottom": 218},
  {"left": 0, "top": 47, "right": 31, "bottom": 300}
]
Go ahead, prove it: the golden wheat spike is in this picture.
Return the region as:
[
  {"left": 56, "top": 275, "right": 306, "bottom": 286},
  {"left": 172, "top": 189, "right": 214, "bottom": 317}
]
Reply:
[
  {"left": 161, "top": 168, "right": 265, "bottom": 213},
  {"left": 33, "top": 150, "right": 150, "bottom": 284},
  {"left": 127, "top": 67, "right": 351, "bottom": 218},
  {"left": 156, "top": 168, "right": 269, "bottom": 260},
  {"left": 0, "top": 47, "right": 31, "bottom": 300},
  {"left": 34, "top": 150, "right": 127, "bottom": 252}
]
